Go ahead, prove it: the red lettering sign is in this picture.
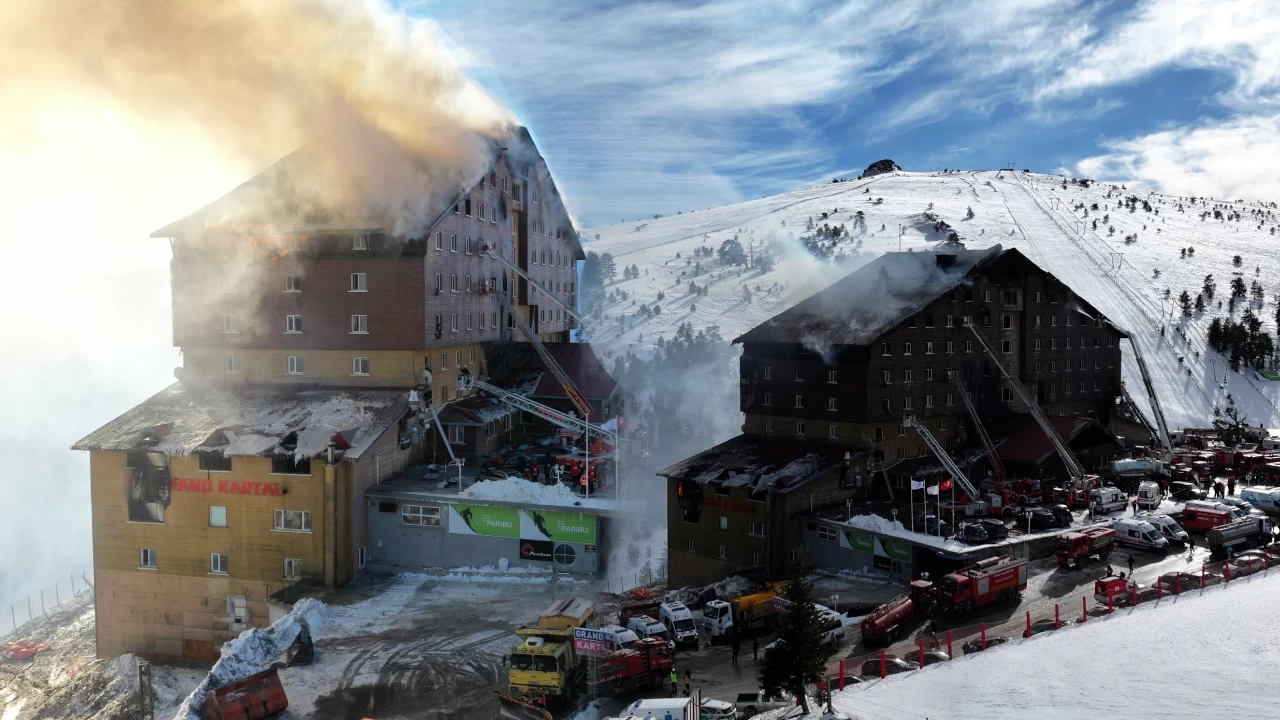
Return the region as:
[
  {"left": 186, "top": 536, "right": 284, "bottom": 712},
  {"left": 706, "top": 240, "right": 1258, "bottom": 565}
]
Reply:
[
  {"left": 172, "top": 479, "right": 282, "bottom": 496},
  {"left": 703, "top": 497, "right": 755, "bottom": 514}
]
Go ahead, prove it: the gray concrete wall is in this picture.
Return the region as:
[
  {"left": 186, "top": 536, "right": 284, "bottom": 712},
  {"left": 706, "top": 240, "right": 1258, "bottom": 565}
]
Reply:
[
  {"left": 366, "top": 497, "right": 599, "bottom": 574},
  {"left": 800, "top": 520, "right": 913, "bottom": 582}
]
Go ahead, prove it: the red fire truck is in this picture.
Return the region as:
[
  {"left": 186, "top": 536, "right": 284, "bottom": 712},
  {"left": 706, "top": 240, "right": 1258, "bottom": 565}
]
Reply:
[
  {"left": 586, "top": 638, "right": 672, "bottom": 696},
  {"left": 859, "top": 595, "right": 916, "bottom": 645},
  {"left": 914, "top": 555, "right": 1028, "bottom": 615},
  {"left": 1054, "top": 527, "right": 1116, "bottom": 569}
]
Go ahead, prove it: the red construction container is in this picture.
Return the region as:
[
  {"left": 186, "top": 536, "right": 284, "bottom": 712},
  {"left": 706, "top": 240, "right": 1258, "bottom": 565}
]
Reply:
[{"left": 202, "top": 667, "right": 288, "bottom": 720}]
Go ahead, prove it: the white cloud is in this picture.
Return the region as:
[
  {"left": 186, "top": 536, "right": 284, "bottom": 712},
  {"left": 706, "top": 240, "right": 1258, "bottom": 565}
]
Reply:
[{"left": 1074, "top": 114, "right": 1280, "bottom": 202}]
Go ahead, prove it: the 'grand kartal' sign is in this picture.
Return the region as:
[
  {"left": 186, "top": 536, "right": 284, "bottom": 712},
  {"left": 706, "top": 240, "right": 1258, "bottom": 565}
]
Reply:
[
  {"left": 170, "top": 478, "right": 284, "bottom": 496},
  {"left": 446, "top": 504, "right": 597, "bottom": 544}
]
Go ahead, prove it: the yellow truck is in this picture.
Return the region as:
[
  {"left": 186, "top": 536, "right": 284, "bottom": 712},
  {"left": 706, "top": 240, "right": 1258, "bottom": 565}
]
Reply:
[
  {"left": 507, "top": 597, "right": 598, "bottom": 705},
  {"left": 701, "top": 582, "right": 788, "bottom": 638}
]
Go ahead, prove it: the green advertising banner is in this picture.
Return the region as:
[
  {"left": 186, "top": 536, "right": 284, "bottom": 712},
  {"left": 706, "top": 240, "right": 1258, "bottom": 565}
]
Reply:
[
  {"left": 841, "top": 529, "right": 911, "bottom": 562},
  {"left": 521, "top": 509, "right": 597, "bottom": 544},
  {"left": 842, "top": 529, "right": 873, "bottom": 554},
  {"left": 448, "top": 505, "right": 520, "bottom": 537},
  {"left": 882, "top": 537, "right": 913, "bottom": 562}
]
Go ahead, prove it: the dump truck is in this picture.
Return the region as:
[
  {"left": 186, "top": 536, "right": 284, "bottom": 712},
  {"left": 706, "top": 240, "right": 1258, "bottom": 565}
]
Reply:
[
  {"left": 508, "top": 597, "right": 598, "bottom": 705},
  {"left": 202, "top": 667, "right": 288, "bottom": 720},
  {"left": 701, "top": 583, "right": 787, "bottom": 638},
  {"left": 1054, "top": 527, "right": 1116, "bottom": 569},
  {"left": 586, "top": 637, "right": 673, "bottom": 696},
  {"left": 913, "top": 555, "right": 1027, "bottom": 615},
  {"left": 1208, "top": 517, "right": 1274, "bottom": 559}
]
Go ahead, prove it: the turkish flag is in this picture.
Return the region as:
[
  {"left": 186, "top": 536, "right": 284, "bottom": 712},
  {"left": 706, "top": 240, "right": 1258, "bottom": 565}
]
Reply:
[{"left": 939, "top": 478, "right": 953, "bottom": 492}]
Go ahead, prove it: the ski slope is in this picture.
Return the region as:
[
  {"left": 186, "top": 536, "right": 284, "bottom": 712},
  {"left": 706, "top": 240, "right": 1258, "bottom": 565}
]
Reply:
[
  {"left": 585, "top": 170, "right": 1280, "bottom": 431},
  {"left": 832, "top": 573, "right": 1280, "bottom": 720}
]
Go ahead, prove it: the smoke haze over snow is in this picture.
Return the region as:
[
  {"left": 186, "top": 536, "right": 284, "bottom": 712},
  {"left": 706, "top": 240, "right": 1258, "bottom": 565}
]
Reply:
[{"left": 0, "top": 0, "right": 513, "bottom": 617}]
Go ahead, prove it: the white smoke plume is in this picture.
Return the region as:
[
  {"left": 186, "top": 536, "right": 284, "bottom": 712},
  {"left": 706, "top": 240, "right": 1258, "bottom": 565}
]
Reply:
[{"left": 0, "top": 0, "right": 516, "bottom": 617}]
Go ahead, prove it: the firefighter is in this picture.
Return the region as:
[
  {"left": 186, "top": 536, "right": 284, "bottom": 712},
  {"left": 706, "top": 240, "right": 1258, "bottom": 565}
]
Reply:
[
  {"left": 683, "top": 669, "right": 691, "bottom": 696},
  {"left": 1127, "top": 555, "right": 1135, "bottom": 576},
  {"left": 1228, "top": 476, "right": 1236, "bottom": 497},
  {"left": 670, "top": 669, "right": 678, "bottom": 696},
  {"left": 731, "top": 636, "right": 740, "bottom": 666}
]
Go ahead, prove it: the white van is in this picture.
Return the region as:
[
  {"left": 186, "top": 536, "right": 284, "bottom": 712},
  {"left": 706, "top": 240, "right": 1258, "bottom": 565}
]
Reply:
[
  {"left": 1111, "top": 518, "right": 1169, "bottom": 551},
  {"left": 1240, "top": 486, "right": 1280, "bottom": 514},
  {"left": 1135, "top": 512, "right": 1189, "bottom": 548},
  {"left": 660, "top": 602, "right": 699, "bottom": 647},
  {"left": 599, "top": 624, "right": 640, "bottom": 650},
  {"left": 626, "top": 615, "right": 674, "bottom": 648},
  {"left": 1136, "top": 481, "right": 1163, "bottom": 511},
  {"left": 1090, "top": 487, "right": 1129, "bottom": 514},
  {"left": 818, "top": 609, "right": 846, "bottom": 647},
  {"left": 1186, "top": 499, "right": 1248, "bottom": 520}
]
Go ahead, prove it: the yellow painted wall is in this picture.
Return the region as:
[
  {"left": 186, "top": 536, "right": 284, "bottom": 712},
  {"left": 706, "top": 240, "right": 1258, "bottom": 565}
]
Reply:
[{"left": 184, "top": 343, "right": 484, "bottom": 407}]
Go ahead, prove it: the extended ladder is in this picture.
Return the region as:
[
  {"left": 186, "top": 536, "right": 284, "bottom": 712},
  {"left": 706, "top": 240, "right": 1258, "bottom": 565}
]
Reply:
[
  {"left": 963, "top": 319, "right": 1087, "bottom": 480},
  {"left": 948, "top": 370, "right": 1005, "bottom": 482},
  {"left": 480, "top": 242, "right": 586, "bottom": 324},
  {"left": 488, "top": 279, "right": 593, "bottom": 419},
  {"left": 457, "top": 369, "right": 616, "bottom": 445},
  {"left": 1126, "top": 336, "right": 1172, "bottom": 456},
  {"left": 903, "top": 412, "right": 981, "bottom": 502}
]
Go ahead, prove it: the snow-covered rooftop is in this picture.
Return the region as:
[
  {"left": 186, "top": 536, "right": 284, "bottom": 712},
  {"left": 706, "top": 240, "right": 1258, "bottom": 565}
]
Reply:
[
  {"left": 657, "top": 434, "right": 856, "bottom": 494},
  {"left": 71, "top": 382, "right": 407, "bottom": 461},
  {"left": 366, "top": 468, "right": 619, "bottom": 512}
]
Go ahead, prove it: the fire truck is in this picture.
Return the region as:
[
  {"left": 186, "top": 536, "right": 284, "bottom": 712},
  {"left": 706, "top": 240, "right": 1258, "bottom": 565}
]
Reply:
[
  {"left": 586, "top": 638, "right": 673, "bottom": 696},
  {"left": 859, "top": 594, "right": 916, "bottom": 645},
  {"left": 1054, "top": 527, "right": 1116, "bottom": 569},
  {"left": 912, "top": 555, "right": 1028, "bottom": 615}
]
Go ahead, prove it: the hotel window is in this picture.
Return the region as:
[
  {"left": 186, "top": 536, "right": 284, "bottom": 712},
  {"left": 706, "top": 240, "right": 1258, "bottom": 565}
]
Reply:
[
  {"left": 881, "top": 342, "right": 891, "bottom": 356},
  {"left": 686, "top": 538, "right": 695, "bottom": 552},
  {"left": 466, "top": 237, "right": 473, "bottom": 254},
  {"left": 938, "top": 418, "right": 949, "bottom": 431},
  {"left": 401, "top": 504, "right": 441, "bottom": 526},
  {"left": 795, "top": 422, "right": 805, "bottom": 436},
  {"left": 1003, "top": 290, "right": 1017, "bottom": 305},
  {"left": 285, "top": 274, "right": 301, "bottom": 292},
  {"left": 274, "top": 510, "right": 312, "bottom": 532},
  {"left": 925, "top": 341, "right": 934, "bottom": 355},
  {"left": 945, "top": 392, "right": 954, "bottom": 406},
  {"left": 451, "top": 314, "right": 458, "bottom": 332},
  {"left": 480, "top": 312, "right": 487, "bottom": 330},
  {"left": 794, "top": 395, "right": 805, "bottom": 409},
  {"left": 818, "top": 526, "right": 838, "bottom": 542},
  {"left": 199, "top": 453, "right": 232, "bottom": 472},
  {"left": 1079, "top": 359, "right": 1086, "bottom": 370},
  {"left": 925, "top": 315, "right": 935, "bottom": 328},
  {"left": 1034, "top": 291, "right": 1042, "bottom": 302},
  {"left": 441, "top": 352, "right": 448, "bottom": 369},
  {"left": 451, "top": 274, "right": 458, "bottom": 292},
  {"left": 286, "top": 315, "right": 302, "bottom": 333},
  {"left": 904, "top": 342, "right": 913, "bottom": 355},
  {"left": 350, "top": 273, "right": 368, "bottom": 292},
  {"left": 351, "top": 315, "right": 368, "bottom": 333},
  {"left": 467, "top": 313, "right": 473, "bottom": 330},
  {"left": 139, "top": 548, "right": 157, "bottom": 570},
  {"left": 352, "top": 357, "right": 370, "bottom": 376},
  {"left": 434, "top": 232, "right": 442, "bottom": 250},
  {"left": 827, "top": 397, "right": 837, "bottom": 411},
  {"left": 945, "top": 316, "right": 955, "bottom": 328},
  {"left": 1066, "top": 338, "right": 1073, "bottom": 350},
  {"left": 1050, "top": 361, "right": 1057, "bottom": 371},
  {"left": 983, "top": 290, "right": 991, "bottom": 302},
  {"left": 908, "top": 316, "right": 917, "bottom": 328},
  {"left": 925, "top": 395, "right": 934, "bottom": 408},
  {"left": 1034, "top": 339, "right": 1041, "bottom": 350},
  {"left": 1034, "top": 362, "right": 1041, "bottom": 373},
  {"left": 464, "top": 198, "right": 472, "bottom": 216},
  {"left": 1002, "top": 314, "right": 1013, "bottom": 330},
  {"left": 946, "top": 341, "right": 954, "bottom": 354},
  {"left": 896, "top": 424, "right": 906, "bottom": 437},
  {"left": 874, "top": 426, "right": 884, "bottom": 441},
  {"left": 210, "top": 553, "right": 229, "bottom": 575},
  {"left": 353, "top": 233, "right": 369, "bottom": 251},
  {"left": 1034, "top": 315, "right": 1041, "bottom": 327},
  {"left": 478, "top": 203, "right": 485, "bottom": 221},
  {"left": 209, "top": 506, "right": 227, "bottom": 528},
  {"left": 903, "top": 369, "right": 913, "bottom": 383},
  {"left": 763, "top": 392, "right": 772, "bottom": 406},
  {"left": 358, "top": 546, "right": 368, "bottom": 569},
  {"left": 718, "top": 545, "right": 728, "bottom": 560},
  {"left": 794, "top": 368, "right": 804, "bottom": 381},
  {"left": 1094, "top": 380, "right": 1100, "bottom": 391},
  {"left": 765, "top": 419, "right": 774, "bottom": 433},
  {"left": 284, "top": 558, "right": 302, "bottom": 580},
  {"left": 1108, "top": 358, "right": 1115, "bottom": 369},
  {"left": 456, "top": 350, "right": 461, "bottom": 366},
  {"left": 749, "top": 522, "right": 767, "bottom": 537},
  {"left": 882, "top": 370, "right": 892, "bottom": 385},
  {"left": 763, "top": 367, "right": 772, "bottom": 379},
  {"left": 1108, "top": 337, "right": 1116, "bottom": 347},
  {"left": 828, "top": 425, "right": 838, "bottom": 439},
  {"left": 719, "top": 516, "right": 728, "bottom": 530},
  {"left": 466, "top": 275, "right": 472, "bottom": 292},
  {"left": 1051, "top": 316, "right": 1058, "bottom": 326},
  {"left": 897, "top": 447, "right": 906, "bottom": 459},
  {"left": 1001, "top": 387, "right": 1013, "bottom": 402},
  {"left": 434, "top": 273, "right": 442, "bottom": 293},
  {"left": 222, "top": 315, "right": 239, "bottom": 334},
  {"left": 287, "top": 356, "right": 304, "bottom": 375},
  {"left": 453, "top": 203, "right": 459, "bottom": 214},
  {"left": 925, "top": 368, "right": 934, "bottom": 382},
  {"left": 828, "top": 370, "right": 837, "bottom": 384},
  {"left": 903, "top": 396, "right": 912, "bottom": 410},
  {"left": 1051, "top": 339, "right": 1058, "bottom": 350},
  {"left": 224, "top": 356, "right": 241, "bottom": 374},
  {"left": 450, "top": 234, "right": 458, "bottom": 252},
  {"left": 1001, "top": 339, "right": 1012, "bottom": 354},
  {"left": 881, "top": 399, "right": 892, "bottom": 414}
]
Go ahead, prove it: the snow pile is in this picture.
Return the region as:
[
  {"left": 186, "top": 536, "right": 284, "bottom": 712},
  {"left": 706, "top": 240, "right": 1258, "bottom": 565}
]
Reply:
[
  {"left": 173, "top": 597, "right": 330, "bottom": 720},
  {"left": 843, "top": 513, "right": 967, "bottom": 552},
  {"left": 834, "top": 574, "right": 1280, "bottom": 719},
  {"left": 459, "top": 477, "right": 611, "bottom": 508},
  {"left": 667, "top": 574, "right": 757, "bottom": 607},
  {"left": 434, "top": 570, "right": 584, "bottom": 585}
]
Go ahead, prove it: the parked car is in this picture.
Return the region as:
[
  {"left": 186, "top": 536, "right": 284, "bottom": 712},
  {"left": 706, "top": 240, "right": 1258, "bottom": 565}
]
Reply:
[
  {"left": 917, "top": 649, "right": 950, "bottom": 667},
  {"left": 924, "top": 516, "right": 952, "bottom": 536},
  {"left": 1019, "top": 508, "right": 1060, "bottom": 530},
  {"left": 1170, "top": 481, "right": 1206, "bottom": 502},
  {"left": 734, "top": 690, "right": 790, "bottom": 718},
  {"left": 1220, "top": 497, "right": 1268, "bottom": 517},
  {"left": 957, "top": 523, "right": 989, "bottom": 544},
  {"left": 700, "top": 698, "right": 738, "bottom": 719},
  {"left": 1028, "top": 618, "right": 1074, "bottom": 636},
  {"left": 961, "top": 636, "right": 1010, "bottom": 655},
  {"left": 978, "top": 519, "right": 1010, "bottom": 540},
  {"left": 1229, "top": 550, "right": 1268, "bottom": 576},
  {"left": 859, "top": 656, "right": 918, "bottom": 677},
  {"left": 826, "top": 674, "right": 864, "bottom": 689}
]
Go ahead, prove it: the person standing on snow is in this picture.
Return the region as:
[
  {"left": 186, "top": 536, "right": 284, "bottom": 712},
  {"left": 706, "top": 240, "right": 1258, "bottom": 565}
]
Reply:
[{"left": 1127, "top": 555, "right": 1135, "bottom": 576}]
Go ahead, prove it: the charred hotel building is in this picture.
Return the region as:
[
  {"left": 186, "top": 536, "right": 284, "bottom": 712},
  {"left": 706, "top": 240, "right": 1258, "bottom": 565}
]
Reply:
[
  {"left": 73, "top": 128, "right": 590, "bottom": 663},
  {"left": 660, "top": 245, "right": 1127, "bottom": 587}
]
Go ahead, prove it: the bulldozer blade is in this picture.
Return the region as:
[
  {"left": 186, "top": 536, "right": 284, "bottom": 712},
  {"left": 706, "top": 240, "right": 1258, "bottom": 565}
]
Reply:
[{"left": 494, "top": 692, "right": 552, "bottom": 720}]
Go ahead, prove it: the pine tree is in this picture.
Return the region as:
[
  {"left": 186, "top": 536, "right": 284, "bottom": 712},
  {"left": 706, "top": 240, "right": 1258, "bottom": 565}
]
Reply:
[
  {"left": 1195, "top": 293, "right": 1205, "bottom": 313},
  {"left": 1208, "top": 316, "right": 1224, "bottom": 350},
  {"left": 1232, "top": 276, "right": 1247, "bottom": 299},
  {"left": 759, "top": 576, "right": 825, "bottom": 714},
  {"left": 1179, "top": 290, "right": 1192, "bottom": 317},
  {"left": 1203, "top": 274, "right": 1215, "bottom": 299}
]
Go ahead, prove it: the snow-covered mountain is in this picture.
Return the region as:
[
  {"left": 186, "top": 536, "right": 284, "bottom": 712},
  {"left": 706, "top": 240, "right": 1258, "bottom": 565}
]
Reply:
[{"left": 584, "top": 170, "right": 1280, "bottom": 431}]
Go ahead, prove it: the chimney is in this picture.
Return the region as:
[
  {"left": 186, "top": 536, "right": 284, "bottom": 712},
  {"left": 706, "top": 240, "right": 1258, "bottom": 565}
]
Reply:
[{"left": 935, "top": 254, "right": 957, "bottom": 268}]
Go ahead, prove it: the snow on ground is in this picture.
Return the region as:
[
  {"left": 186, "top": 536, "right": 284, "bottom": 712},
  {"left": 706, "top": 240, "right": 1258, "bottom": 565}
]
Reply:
[
  {"left": 584, "top": 170, "right": 1280, "bottom": 430},
  {"left": 833, "top": 571, "right": 1280, "bottom": 720}
]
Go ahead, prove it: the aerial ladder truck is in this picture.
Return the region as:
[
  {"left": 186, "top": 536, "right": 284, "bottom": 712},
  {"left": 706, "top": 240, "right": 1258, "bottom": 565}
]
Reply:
[
  {"left": 904, "top": 412, "right": 1021, "bottom": 522},
  {"left": 962, "top": 319, "right": 1100, "bottom": 507},
  {"left": 949, "top": 370, "right": 1042, "bottom": 506}
]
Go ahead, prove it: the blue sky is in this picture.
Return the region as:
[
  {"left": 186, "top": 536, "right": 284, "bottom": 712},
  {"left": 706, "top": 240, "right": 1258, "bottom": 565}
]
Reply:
[{"left": 421, "top": 0, "right": 1280, "bottom": 227}]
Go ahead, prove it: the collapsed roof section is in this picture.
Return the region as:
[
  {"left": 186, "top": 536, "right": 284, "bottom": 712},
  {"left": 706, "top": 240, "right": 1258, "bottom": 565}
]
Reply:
[
  {"left": 657, "top": 434, "right": 859, "bottom": 495},
  {"left": 481, "top": 341, "right": 619, "bottom": 402},
  {"left": 72, "top": 382, "right": 407, "bottom": 462}
]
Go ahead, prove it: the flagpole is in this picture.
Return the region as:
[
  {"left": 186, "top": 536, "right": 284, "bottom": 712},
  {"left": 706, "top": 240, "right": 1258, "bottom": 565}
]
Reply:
[{"left": 910, "top": 483, "right": 915, "bottom": 533}]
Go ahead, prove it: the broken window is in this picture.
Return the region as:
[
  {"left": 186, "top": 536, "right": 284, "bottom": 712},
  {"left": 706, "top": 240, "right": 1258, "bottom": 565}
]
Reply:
[
  {"left": 126, "top": 451, "right": 169, "bottom": 524},
  {"left": 198, "top": 453, "right": 232, "bottom": 472},
  {"left": 271, "top": 455, "right": 311, "bottom": 475},
  {"left": 274, "top": 509, "right": 312, "bottom": 531},
  {"left": 284, "top": 558, "right": 302, "bottom": 580}
]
